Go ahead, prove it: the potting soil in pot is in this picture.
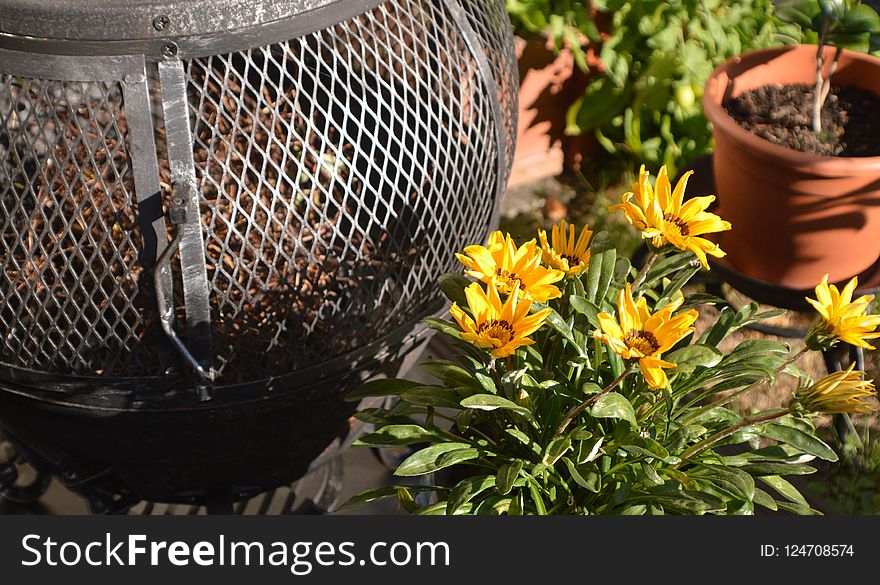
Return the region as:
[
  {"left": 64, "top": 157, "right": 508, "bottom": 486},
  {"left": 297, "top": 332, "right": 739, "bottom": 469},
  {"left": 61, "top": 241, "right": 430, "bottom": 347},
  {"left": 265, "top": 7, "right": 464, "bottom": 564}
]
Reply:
[{"left": 723, "top": 83, "right": 880, "bottom": 157}]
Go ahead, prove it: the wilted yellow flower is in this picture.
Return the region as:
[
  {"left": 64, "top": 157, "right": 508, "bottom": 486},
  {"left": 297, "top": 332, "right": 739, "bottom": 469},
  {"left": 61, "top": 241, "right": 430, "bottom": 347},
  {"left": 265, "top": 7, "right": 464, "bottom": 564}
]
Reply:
[
  {"left": 450, "top": 279, "right": 550, "bottom": 358},
  {"left": 796, "top": 364, "right": 877, "bottom": 415},
  {"left": 456, "top": 231, "right": 563, "bottom": 302},
  {"left": 538, "top": 220, "right": 593, "bottom": 276},
  {"left": 805, "top": 274, "right": 880, "bottom": 350},
  {"left": 610, "top": 165, "right": 731, "bottom": 269},
  {"left": 594, "top": 284, "right": 698, "bottom": 389}
]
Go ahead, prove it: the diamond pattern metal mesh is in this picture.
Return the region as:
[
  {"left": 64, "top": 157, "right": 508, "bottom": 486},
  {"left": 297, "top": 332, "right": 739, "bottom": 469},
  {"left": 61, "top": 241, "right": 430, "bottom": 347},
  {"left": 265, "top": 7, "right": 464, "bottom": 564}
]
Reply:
[
  {"left": 0, "top": 0, "right": 516, "bottom": 385},
  {"left": 0, "top": 77, "right": 158, "bottom": 376},
  {"left": 185, "top": 0, "right": 506, "bottom": 382}
]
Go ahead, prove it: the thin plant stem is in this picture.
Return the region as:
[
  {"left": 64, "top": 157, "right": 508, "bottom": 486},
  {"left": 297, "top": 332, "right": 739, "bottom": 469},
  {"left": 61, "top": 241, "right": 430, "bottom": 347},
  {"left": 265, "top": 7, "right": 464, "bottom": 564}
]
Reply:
[
  {"left": 632, "top": 252, "right": 658, "bottom": 293},
  {"left": 556, "top": 365, "right": 634, "bottom": 437},
  {"left": 679, "top": 408, "right": 793, "bottom": 462}
]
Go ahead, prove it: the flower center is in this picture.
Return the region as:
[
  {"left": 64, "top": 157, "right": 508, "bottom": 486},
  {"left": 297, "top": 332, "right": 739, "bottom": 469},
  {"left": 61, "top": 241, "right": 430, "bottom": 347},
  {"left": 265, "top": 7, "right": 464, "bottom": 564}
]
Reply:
[
  {"left": 625, "top": 329, "right": 660, "bottom": 356},
  {"left": 663, "top": 213, "right": 690, "bottom": 237},
  {"left": 560, "top": 253, "right": 583, "bottom": 266},
  {"left": 495, "top": 269, "right": 521, "bottom": 292},
  {"left": 476, "top": 319, "right": 514, "bottom": 345}
]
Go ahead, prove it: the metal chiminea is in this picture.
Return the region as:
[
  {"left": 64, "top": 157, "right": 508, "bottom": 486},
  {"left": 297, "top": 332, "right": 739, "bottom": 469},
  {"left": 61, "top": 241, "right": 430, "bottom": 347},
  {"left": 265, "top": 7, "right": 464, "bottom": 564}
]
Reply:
[{"left": 0, "top": 0, "right": 516, "bottom": 511}]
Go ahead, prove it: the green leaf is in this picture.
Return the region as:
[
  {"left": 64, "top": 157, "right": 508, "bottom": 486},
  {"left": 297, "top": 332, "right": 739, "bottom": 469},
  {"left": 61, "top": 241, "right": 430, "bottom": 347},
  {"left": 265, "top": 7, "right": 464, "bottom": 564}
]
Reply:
[
  {"left": 346, "top": 378, "right": 425, "bottom": 401},
  {"left": 759, "top": 475, "right": 811, "bottom": 507},
  {"left": 438, "top": 272, "right": 471, "bottom": 306},
  {"left": 354, "top": 424, "right": 438, "bottom": 447},
  {"left": 419, "top": 360, "right": 480, "bottom": 389},
  {"left": 591, "top": 392, "right": 638, "bottom": 428},
  {"left": 740, "top": 462, "right": 816, "bottom": 476},
  {"left": 543, "top": 437, "right": 573, "bottom": 466},
  {"left": 758, "top": 423, "right": 839, "bottom": 462},
  {"left": 752, "top": 487, "right": 779, "bottom": 511},
  {"left": 496, "top": 461, "right": 523, "bottom": 495},
  {"left": 336, "top": 485, "right": 442, "bottom": 512},
  {"left": 570, "top": 295, "right": 602, "bottom": 327},
  {"left": 447, "top": 475, "right": 496, "bottom": 515},
  {"left": 583, "top": 232, "right": 617, "bottom": 304},
  {"left": 540, "top": 307, "right": 586, "bottom": 357},
  {"left": 562, "top": 457, "right": 599, "bottom": 492},
  {"left": 528, "top": 479, "right": 548, "bottom": 515},
  {"left": 690, "top": 464, "right": 756, "bottom": 502},
  {"left": 400, "top": 387, "right": 464, "bottom": 409},
  {"left": 666, "top": 345, "right": 723, "bottom": 374},
  {"left": 460, "top": 394, "right": 536, "bottom": 423},
  {"left": 394, "top": 442, "right": 473, "bottom": 477}
]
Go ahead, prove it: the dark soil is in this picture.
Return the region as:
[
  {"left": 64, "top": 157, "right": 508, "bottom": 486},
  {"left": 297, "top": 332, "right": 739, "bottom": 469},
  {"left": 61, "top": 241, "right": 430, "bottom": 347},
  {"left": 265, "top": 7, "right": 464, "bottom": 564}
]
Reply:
[{"left": 723, "top": 83, "right": 880, "bottom": 157}]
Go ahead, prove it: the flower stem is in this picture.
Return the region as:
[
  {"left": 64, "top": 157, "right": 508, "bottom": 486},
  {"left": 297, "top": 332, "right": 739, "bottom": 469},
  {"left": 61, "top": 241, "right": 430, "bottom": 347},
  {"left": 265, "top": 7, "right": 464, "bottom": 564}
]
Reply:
[
  {"left": 679, "top": 408, "right": 792, "bottom": 462},
  {"left": 556, "top": 365, "right": 634, "bottom": 437},
  {"left": 632, "top": 252, "right": 658, "bottom": 293}
]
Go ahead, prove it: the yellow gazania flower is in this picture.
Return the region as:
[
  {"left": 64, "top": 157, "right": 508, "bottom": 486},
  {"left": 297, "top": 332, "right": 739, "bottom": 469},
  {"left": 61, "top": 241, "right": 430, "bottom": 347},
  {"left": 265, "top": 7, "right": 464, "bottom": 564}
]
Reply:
[
  {"left": 538, "top": 220, "right": 593, "bottom": 276},
  {"left": 594, "top": 284, "right": 699, "bottom": 389},
  {"left": 805, "top": 274, "right": 880, "bottom": 350},
  {"left": 456, "top": 230, "right": 564, "bottom": 302},
  {"left": 610, "top": 165, "right": 731, "bottom": 269},
  {"left": 450, "top": 279, "right": 550, "bottom": 358},
  {"left": 796, "top": 364, "right": 877, "bottom": 415}
]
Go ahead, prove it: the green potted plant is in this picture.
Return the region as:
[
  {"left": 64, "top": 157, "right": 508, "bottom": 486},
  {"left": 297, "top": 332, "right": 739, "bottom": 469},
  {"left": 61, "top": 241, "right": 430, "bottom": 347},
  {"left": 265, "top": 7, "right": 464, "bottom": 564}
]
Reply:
[
  {"left": 342, "top": 166, "right": 879, "bottom": 515},
  {"left": 703, "top": 0, "right": 880, "bottom": 289},
  {"left": 565, "top": 0, "right": 794, "bottom": 177}
]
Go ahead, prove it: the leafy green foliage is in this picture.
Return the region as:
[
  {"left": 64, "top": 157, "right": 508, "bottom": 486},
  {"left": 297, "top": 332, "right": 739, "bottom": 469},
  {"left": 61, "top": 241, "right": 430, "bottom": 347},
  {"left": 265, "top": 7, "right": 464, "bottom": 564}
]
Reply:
[
  {"left": 343, "top": 228, "right": 843, "bottom": 514},
  {"left": 566, "top": 0, "right": 799, "bottom": 174},
  {"left": 777, "top": 0, "right": 880, "bottom": 53}
]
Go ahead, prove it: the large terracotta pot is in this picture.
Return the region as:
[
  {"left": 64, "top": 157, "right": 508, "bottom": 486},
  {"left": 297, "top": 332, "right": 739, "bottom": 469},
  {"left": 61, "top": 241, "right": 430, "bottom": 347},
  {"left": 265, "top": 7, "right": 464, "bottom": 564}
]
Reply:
[{"left": 703, "top": 45, "right": 880, "bottom": 289}]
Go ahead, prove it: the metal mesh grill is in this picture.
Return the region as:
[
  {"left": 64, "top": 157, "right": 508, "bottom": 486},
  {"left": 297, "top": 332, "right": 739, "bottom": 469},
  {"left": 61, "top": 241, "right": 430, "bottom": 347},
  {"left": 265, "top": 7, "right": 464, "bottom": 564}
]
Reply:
[
  {"left": 0, "top": 0, "right": 515, "bottom": 386},
  {"left": 0, "top": 78, "right": 158, "bottom": 375},
  {"left": 184, "top": 0, "right": 499, "bottom": 382}
]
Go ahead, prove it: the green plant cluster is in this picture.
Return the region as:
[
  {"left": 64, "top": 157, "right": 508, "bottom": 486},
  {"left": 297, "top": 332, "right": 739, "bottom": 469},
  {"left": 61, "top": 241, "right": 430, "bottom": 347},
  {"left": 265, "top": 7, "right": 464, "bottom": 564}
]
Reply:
[
  {"left": 567, "top": 0, "right": 798, "bottom": 175},
  {"left": 505, "top": 1, "right": 600, "bottom": 71},
  {"left": 343, "top": 232, "right": 844, "bottom": 515}
]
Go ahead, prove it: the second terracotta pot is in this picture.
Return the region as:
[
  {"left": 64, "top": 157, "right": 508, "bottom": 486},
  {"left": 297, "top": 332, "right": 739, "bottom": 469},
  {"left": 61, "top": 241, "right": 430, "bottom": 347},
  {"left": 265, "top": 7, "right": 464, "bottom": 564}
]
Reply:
[{"left": 703, "top": 45, "right": 880, "bottom": 289}]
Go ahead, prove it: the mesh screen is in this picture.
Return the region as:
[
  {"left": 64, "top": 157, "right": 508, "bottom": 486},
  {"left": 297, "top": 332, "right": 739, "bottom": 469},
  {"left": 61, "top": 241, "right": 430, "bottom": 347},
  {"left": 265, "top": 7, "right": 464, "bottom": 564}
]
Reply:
[
  {"left": 0, "top": 78, "right": 159, "bottom": 375},
  {"left": 0, "top": 0, "right": 515, "bottom": 384}
]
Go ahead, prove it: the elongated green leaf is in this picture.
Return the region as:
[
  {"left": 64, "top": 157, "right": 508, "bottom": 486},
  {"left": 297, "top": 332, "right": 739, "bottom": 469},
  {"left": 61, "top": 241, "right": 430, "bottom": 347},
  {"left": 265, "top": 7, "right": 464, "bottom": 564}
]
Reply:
[
  {"left": 758, "top": 423, "right": 838, "bottom": 461},
  {"left": 496, "top": 461, "right": 523, "bottom": 496},
  {"left": 346, "top": 378, "right": 425, "bottom": 401},
  {"left": 354, "top": 424, "right": 438, "bottom": 447},
  {"left": 591, "top": 392, "right": 638, "bottom": 427},
  {"left": 562, "top": 457, "right": 599, "bottom": 492},
  {"left": 419, "top": 360, "right": 480, "bottom": 389},
  {"left": 528, "top": 479, "right": 548, "bottom": 515},
  {"left": 752, "top": 487, "right": 778, "bottom": 511},
  {"left": 543, "top": 437, "right": 572, "bottom": 466},
  {"left": 394, "top": 442, "right": 472, "bottom": 477},
  {"left": 447, "top": 475, "right": 496, "bottom": 515},
  {"left": 460, "top": 394, "right": 536, "bottom": 423},
  {"left": 741, "top": 462, "right": 816, "bottom": 476},
  {"left": 583, "top": 232, "right": 617, "bottom": 304},
  {"left": 400, "top": 387, "right": 464, "bottom": 409},
  {"left": 336, "top": 485, "right": 442, "bottom": 512},
  {"left": 690, "top": 464, "right": 755, "bottom": 502},
  {"left": 541, "top": 307, "right": 586, "bottom": 357},
  {"left": 570, "top": 295, "right": 602, "bottom": 327},
  {"left": 759, "top": 475, "right": 810, "bottom": 508},
  {"left": 666, "top": 345, "right": 722, "bottom": 374},
  {"left": 438, "top": 272, "right": 471, "bottom": 306}
]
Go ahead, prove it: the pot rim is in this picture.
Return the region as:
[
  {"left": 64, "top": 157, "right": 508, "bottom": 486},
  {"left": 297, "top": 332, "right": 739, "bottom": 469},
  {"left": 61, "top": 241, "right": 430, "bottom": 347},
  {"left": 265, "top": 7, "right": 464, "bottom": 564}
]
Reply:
[{"left": 702, "top": 44, "right": 880, "bottom": 175}]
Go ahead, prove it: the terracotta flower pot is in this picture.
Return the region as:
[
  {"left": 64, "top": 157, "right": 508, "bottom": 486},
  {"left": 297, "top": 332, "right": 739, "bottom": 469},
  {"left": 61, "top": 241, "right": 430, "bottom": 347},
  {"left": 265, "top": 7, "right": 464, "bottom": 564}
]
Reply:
[
  {"left": 703, "top": 45, "right": 880, "bottom": 289},
  {"left": 510, "top": 34, "right": 590, "bottom": 187}
]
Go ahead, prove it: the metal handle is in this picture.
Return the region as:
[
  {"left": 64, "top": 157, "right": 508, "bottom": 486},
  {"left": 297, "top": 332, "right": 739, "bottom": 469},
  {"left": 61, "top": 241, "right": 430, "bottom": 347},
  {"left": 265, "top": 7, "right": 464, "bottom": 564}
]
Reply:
[{"left": 153, "top": 230, "right": 215, "bottom": 401}]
